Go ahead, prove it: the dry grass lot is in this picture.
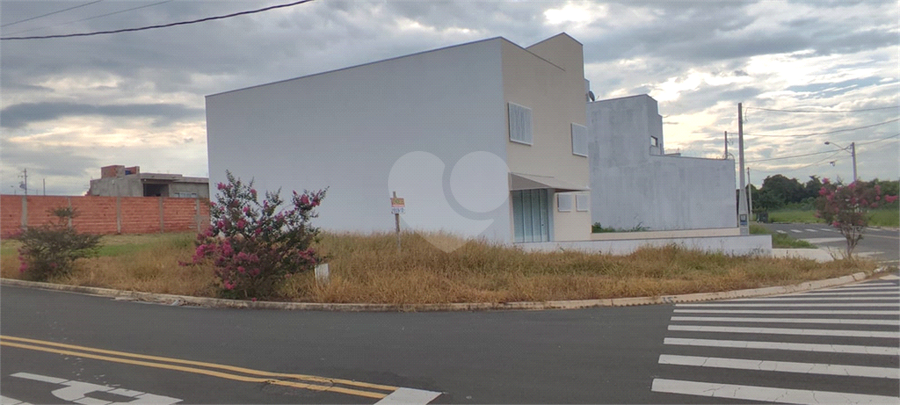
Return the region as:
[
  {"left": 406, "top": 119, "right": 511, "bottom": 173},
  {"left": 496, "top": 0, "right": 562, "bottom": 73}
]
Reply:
[{"left": 1, "top": 231, "right": 877, "bottom": 304}]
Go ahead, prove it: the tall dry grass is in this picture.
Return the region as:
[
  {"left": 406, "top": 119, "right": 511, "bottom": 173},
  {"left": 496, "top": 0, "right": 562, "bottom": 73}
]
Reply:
[{"left": 2, "top": 231, "right": 876, "bottom": 304}]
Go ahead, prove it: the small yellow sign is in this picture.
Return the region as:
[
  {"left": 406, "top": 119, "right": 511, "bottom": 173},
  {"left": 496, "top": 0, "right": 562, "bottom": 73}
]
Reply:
[{"left": 390, "top": 197, "right": 405, "bottom": 208}]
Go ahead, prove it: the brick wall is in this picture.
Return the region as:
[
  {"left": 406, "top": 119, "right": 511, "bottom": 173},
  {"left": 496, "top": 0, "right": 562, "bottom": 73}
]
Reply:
[{"left": 0, "top": 195, "right": 210, "bottom": 238}]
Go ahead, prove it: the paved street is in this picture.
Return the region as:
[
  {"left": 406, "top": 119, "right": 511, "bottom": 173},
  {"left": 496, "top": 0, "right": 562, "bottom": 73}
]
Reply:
[
  {"left": 760, "top": 222, "right": 900, "bottom": 265},
  {"left": 1, "top": 276, "right": 897, "bottom": 404}
]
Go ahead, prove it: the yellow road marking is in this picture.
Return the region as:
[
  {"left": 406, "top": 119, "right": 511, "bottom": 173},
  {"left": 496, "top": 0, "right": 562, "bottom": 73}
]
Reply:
[
  {"left": 1, "top": 335, "right": 395, "bottom": 391},
  {"left": 0, "top": 337, "right": 391, "bottom": 399}
]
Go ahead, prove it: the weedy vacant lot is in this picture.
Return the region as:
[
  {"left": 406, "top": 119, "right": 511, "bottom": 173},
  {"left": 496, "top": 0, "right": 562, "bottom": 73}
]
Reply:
[{"left": 1, "top": 232, "right": 877, "bottom": 304}]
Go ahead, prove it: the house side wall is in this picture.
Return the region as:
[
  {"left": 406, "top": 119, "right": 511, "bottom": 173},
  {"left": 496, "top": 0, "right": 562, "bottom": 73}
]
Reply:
[
  {"left": 588, "top": 95, "right": 736, "bottom": 231},
  {"left": 206, "top": 39, "right": 511, "bottom": 241},
  {"left": 88, "top": 176, "right": 142, "bottom": 197},
  {"left": 501, "top": 36, "right": 591, "bottom": 242}
]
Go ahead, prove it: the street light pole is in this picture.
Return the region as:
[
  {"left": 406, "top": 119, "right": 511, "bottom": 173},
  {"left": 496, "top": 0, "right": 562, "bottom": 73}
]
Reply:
[
  {"left": 737, "top": 103, "right": 748, "bottom": 235},
  {"left": 824, "top": 141, "right": 858, "bottom": 183}
]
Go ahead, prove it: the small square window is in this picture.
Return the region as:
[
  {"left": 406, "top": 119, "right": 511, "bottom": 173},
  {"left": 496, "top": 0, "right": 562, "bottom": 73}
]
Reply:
[
  {"left": 571, "top": 124, "right": 588, "bottom": 157},
  {"left": 557, "top": 194, "right": 573, "bottom": 212},
  {"left": 650, "top": 136, "right": 659, "bottom": 147},
  {"left": 576, "top": 194, "right": 589, "bottom": 212}
]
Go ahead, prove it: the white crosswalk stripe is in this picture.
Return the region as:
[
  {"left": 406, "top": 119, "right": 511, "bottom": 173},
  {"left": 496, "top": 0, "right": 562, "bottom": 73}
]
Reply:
[
  {"left": 670, "top": 316, "right": 899, "bottom": 325},
  {"left": 652, "top": 279, "right": 900, "bottom": 403}
]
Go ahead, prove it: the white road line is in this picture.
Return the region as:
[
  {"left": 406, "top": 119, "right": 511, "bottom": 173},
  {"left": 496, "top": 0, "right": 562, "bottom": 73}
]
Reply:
[
  {"left": 829, "top": 282, "right": 898, "bottom": 288},
  {"left": 651, "top": 378, "right": 899, "bottom": 404},
  {"left": 780, "top": 291, "right": 899, "bottom": 296},
  {"left": 813, "top": 287, "right": 899, "bottom": 293},
  {"left": 674, "top": 309, "right": 900, "bottom": 315},
  {"left": 676, "top": 302, "right": 898, "bottom": 307},
  {"left": 0, "top": 396, "right": 32, "bottom": 405},
  {"left": 881, "top": 275, "right": 900, "bottom": 281},
  {"left": 725, "top": 296, "right": 899, "bottom": 302},
  {"left": 804, "top": 229, "right": 818, "bottom": 233},
  {"left": 374, "top": 388, "right": 442, "bottom": 405},
  {"left": 658, "top": 354, "right": 900, "bottom": 379},
  {"left": 726, "top": 296, "right": 899, "bottom": 301},
  {"left": 670, "top": 316, "right": 899, "bottom": 325},
  {"left": 664, "top": 337, "right": 900, "bottom": 355},
  {"left": 10, "top": 372, "right": 68, "bottom": 384},
  {"left": 668, "top": 324, "right": 899, "bottom": 338},
  {"left": 790, "top": 229, "right": 803, "bottom": 233}
]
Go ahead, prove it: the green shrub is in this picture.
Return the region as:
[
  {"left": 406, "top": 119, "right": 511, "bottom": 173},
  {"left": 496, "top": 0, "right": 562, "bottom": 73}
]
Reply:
[{"left": 16, "top": 207, "right": 101, "bottom": 281}]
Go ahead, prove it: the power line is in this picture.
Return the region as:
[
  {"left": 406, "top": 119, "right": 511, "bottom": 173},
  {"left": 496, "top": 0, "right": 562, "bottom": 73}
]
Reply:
[
  {"left": 1, "top": 0, "right": 314, "bottom": 41},
  {"left": 746, "top": 132, "right": 899, "bottom": 163},
  {"left": 746, "top": 105, "right": 898, "bottom": 113},
  {"left": 745, "top": 118, "right": 900, "bottom": 138},
  {"left": 857, "top": 132, "right": 900, "bottom": 146},
  {"left": 748, "top": 150, "right": 835, "bottom": 163},
  {"left": 794, "top": 151, "right": 843, "bottom": 170},
  {"left": 5, "top": 0, "right": 172, "bottom": 37},
  {"left": 1, "top": 0, "right": 103, "bottom": 28}
]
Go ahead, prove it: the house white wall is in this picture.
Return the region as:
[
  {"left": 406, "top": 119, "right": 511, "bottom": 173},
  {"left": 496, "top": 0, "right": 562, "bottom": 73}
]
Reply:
[
  {"left": 206, "top": 38, "right": 513, "bottom": 241},
  {"left": 587, "top": 95, "right": 736, "bottom": 231}
]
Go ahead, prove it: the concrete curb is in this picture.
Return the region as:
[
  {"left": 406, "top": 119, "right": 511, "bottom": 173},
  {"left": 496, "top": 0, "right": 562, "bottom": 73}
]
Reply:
[{"left": 0, "top": 270, "right": 881, "bottom": 312}]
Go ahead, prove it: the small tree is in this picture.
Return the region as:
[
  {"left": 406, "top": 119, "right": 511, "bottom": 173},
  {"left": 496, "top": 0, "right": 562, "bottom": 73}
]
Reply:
[
  {"left": 191, "top": 171, "right": 327, "bottom": 300},
  {"left": 815, "top": 179, "right": 898, "bottom": 257},
  {"left": 16, "top": 207, "right": 101, "bottom": 281}
]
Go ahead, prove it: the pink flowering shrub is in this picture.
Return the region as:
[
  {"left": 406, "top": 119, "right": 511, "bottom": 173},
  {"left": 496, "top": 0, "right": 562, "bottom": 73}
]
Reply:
[
  {"left": 16, "top": 207, "right": 101, "bottom": 281},
  {"left": 190, "top": 171, "right": 327, "bottom": 300},
  {"left": 815, "top": 178, "right": 898, "bottom": 257}
]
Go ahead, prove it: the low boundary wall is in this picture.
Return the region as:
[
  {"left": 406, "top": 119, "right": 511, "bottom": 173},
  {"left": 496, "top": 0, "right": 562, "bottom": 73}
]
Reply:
[
  {"left": 1, "top": 195, "right": 210, "bottom": 238},
  {"left": 519, "top": 235, "right": 772, "bottom": 256}
]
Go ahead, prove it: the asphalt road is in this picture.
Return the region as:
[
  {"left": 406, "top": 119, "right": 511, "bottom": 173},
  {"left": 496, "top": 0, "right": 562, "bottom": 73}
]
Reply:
[
  {"left": 2, "top": 276, "right": 898, "bottom": 404},
  {"left": 760, "top": 222, "right": 900, "bottom": 265}
]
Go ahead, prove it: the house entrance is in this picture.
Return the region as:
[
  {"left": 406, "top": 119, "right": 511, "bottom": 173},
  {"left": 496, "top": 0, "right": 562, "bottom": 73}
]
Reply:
[{"left": 512, "top": 189, "right": 551, "bottom": 243}]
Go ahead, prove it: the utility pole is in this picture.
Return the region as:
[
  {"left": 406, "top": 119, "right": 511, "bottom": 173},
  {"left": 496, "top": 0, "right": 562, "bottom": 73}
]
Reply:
[
  {"left": 747, "top": 168, "right": 753, "bottom": 221},
  {"left": 43, "top": 178, "right": 46, "bottom": 195},
  {"left": 737, "top": 104, "right": 748, "bottom": 235},
  {"left": 724, "top": 131, "right": 728, "bottom": 159},
  {"left": 850, "top": 142, "right": 857, "bottom": 183},
  {"left": 20, "top": 168, "right": 28, "bottom": 195}
]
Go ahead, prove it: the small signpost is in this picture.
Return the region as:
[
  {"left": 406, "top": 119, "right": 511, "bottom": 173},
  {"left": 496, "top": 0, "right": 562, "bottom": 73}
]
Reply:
[{"left": 391, "top": 192, "right": 405, "bottom": 253}]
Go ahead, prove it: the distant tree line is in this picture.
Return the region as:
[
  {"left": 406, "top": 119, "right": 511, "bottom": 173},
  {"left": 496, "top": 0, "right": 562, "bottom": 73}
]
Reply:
[{"left": 741, "top": 175, "right": 899, "bottom": 213}]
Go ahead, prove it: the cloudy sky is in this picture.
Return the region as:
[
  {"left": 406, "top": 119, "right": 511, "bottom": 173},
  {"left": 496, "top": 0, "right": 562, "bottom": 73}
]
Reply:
[{"left": 2, "top": 0, "right": 898, "bottom": 196}]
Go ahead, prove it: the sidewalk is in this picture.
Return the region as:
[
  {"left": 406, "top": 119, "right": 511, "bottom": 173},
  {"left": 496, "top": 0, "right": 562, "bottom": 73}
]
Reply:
[{"left": 772, "top": 248, "right": 834, "bottom": 262}]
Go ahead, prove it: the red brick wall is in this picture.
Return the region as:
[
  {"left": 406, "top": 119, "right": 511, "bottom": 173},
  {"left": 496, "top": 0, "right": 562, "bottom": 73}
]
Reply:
[
  {"left": 0, "top": 195, "right": 209, "bottom": 238},
  {"left": 1, "top": 195, "right": 22, "bottom": 236},
  {"left": 71, "top": 197, "right": 118, "bottom": 235}
]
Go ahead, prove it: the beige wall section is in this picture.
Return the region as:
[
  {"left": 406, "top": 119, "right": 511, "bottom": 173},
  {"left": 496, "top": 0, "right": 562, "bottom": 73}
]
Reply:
[{"left": 501, "top": 33, "right": 591, "bottom": 241}]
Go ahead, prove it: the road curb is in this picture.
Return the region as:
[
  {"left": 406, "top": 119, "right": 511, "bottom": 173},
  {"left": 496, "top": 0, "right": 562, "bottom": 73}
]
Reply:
[{"left": 0, "top": 270, "right": 882, "bottom": 312}]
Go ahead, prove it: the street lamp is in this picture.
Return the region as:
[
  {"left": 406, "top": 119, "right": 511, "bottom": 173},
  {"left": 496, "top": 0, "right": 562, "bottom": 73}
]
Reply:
[{"left": 824, "top": 141, "right": 857, "bottom": 183}]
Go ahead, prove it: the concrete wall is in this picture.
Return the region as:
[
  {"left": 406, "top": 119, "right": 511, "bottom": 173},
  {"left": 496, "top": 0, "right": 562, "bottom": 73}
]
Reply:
[
  {"left": 168, "top": 182, "right": 210, "bottom": 199},
  {"left": 502, "top": 34, "right": 591, "bottom": 241},
  {"left": 88, "top": 176, "right": 142, "bottom": 197},
  {"left": 521, "top": 234, "right": 772, "bottom": 257},
  {"left": 0, "top": 195, "right": 209, "bottom": 237},
  {"left": 587, "top": 95, "right": 736, "bottom": 231},
  {"left": 207, "top": 38, "right": 512, "bottom": 242},
  {"left": 89, "top": 177, "right": 209, "bottom": 198}
]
